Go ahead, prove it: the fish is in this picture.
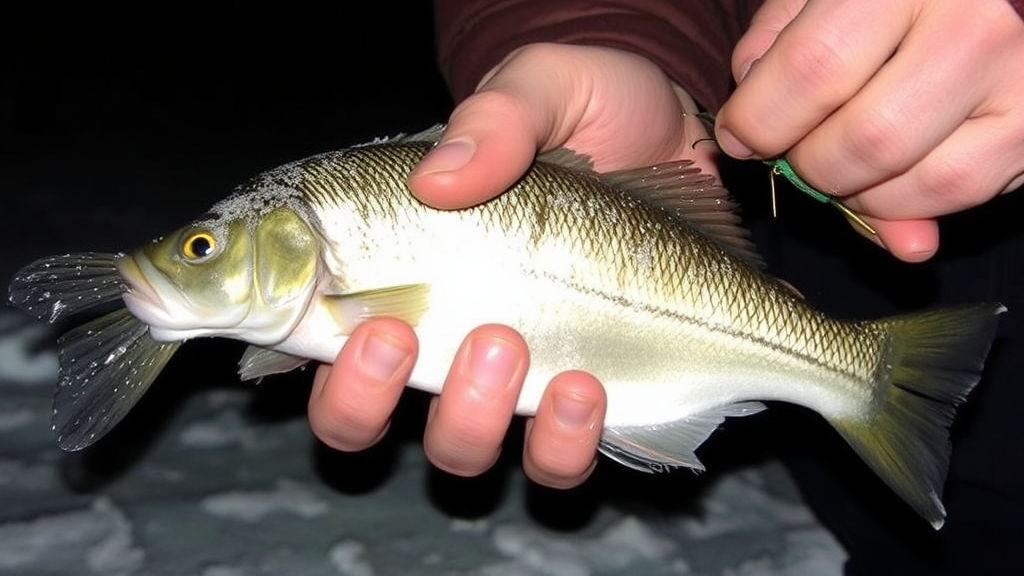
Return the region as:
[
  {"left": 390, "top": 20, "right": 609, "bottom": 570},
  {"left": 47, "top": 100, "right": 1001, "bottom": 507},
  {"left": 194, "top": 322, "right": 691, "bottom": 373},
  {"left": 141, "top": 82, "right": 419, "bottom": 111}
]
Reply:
[{"left": 7, "top": 126, "right": 1004, "bottom": 529}]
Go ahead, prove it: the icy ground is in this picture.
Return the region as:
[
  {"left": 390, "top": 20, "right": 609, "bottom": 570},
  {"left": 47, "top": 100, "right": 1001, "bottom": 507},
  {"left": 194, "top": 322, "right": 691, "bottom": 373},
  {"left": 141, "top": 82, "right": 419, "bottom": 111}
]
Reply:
[{"left": 0, "top": 309, "right": 846, "bottom": 576}]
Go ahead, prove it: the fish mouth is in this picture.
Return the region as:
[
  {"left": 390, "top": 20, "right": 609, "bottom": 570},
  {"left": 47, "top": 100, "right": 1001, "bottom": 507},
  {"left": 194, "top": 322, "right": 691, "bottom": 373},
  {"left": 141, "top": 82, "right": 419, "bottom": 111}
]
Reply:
[{"left": 116, "top": 253, "right": 194, "bottom": 335}]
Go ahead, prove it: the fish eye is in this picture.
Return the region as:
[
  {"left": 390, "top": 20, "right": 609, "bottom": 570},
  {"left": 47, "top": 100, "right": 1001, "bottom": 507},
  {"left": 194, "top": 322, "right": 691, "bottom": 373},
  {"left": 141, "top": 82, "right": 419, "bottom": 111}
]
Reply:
[{"left": 181, "top": 231, "right": 217, "bottom": 261}]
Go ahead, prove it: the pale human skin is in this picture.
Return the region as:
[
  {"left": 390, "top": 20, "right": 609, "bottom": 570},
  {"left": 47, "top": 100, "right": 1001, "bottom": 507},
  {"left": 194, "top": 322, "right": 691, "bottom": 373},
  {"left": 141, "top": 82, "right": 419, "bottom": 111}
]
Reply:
[{"left": 308, "top": 0, "right": 1024, "bottom": 488}]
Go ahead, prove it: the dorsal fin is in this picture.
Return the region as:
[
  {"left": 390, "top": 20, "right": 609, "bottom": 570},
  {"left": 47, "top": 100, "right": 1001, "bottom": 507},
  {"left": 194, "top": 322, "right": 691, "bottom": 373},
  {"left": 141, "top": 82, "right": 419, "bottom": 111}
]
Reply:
[
  {"left": 355, "top": 124, "right": 446, "bottom": 149},
  {"left": 600, "top": 161, "right": 763, "bottom": 268},
  {"left": 537, "top": 147, "right": 596, "bottom": 173},
  {"left": 399, "top": 124, "right": 445, "bottom": 143}
]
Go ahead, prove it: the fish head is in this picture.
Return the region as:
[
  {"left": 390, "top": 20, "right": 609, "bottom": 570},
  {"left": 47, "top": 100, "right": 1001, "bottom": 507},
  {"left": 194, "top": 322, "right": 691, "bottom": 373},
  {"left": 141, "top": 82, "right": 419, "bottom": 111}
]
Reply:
[{"left": 117, "top": 205, "right": 320, "bottom": 345}]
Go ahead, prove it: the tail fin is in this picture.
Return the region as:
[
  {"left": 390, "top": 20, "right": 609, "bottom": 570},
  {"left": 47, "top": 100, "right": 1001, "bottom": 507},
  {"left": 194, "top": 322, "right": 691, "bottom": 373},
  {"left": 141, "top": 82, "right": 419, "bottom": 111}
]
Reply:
[{"left": 832, "top": 303, "right": 1005, "bottom": 529}]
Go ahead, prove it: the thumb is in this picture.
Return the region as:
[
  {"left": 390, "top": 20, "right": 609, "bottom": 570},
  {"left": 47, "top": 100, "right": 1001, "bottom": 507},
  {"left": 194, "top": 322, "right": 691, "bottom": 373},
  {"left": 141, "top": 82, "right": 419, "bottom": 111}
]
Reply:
[
  {"left": 407, "top": 89, "right": 539, "bottom": 209},
  {"left": 865, "top": 217, "right": 940, "bottom": 263},
  {"left": 732, "top": 0, "right": 808, "bottom": 82}
]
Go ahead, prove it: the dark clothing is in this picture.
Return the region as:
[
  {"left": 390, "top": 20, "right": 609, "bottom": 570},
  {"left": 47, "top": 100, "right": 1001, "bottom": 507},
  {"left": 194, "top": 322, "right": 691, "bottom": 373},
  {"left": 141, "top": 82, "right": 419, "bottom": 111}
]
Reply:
[
  {"left": 432, "top": 1, "right": 1024, "bottom": 574},
  {"left": 435, "top": 0, "right": 1024, "bottom": 110}
]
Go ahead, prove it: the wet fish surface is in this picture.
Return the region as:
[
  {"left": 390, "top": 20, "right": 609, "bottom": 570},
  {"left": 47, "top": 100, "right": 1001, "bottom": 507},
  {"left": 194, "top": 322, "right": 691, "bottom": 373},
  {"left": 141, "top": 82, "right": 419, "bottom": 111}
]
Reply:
[{"left": 8, "top": 127, "right": 1004, "bottom": 529}]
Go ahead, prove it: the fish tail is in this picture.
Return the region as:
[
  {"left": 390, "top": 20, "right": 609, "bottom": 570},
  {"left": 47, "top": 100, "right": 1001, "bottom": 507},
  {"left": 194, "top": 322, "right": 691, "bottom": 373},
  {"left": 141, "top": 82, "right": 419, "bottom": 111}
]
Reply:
[{"left": 832, "top": 302, "right": 1005, "bottom": 529}]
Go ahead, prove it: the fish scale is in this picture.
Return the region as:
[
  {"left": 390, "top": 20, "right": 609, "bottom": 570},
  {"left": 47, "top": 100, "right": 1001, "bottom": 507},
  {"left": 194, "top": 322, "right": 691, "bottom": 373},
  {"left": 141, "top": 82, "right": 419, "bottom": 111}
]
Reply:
[{"left": 7, "top": 128, "right": 1003, "bottom": 530}]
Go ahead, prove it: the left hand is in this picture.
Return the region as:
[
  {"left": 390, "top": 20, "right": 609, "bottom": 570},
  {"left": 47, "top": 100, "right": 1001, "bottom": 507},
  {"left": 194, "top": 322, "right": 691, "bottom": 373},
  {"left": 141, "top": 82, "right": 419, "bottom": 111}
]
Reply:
[{"left": 715, "top": 0, "right": 1024, "bottom": 262}]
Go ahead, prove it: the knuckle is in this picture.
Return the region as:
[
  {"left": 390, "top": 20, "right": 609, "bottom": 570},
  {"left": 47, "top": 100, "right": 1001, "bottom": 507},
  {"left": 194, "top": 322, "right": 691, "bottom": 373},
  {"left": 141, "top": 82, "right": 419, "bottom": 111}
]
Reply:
[
  {"left": 429, "top": 440, "right": 498, "bottom": 477},
  {"left": 309, "top": 413, "right": 383, "bottom": 452},
  {"left": 915, "top": 158, "right": 984, "bottom": 211},
  {"left": 843, "top": 110, "right": 912, "bottom": 176},
  {"left": 782, "top": 36, "right": 849, "bottom": 96},
  {"left": 528, "top": 448, "right": 589, "bottom": 483}
]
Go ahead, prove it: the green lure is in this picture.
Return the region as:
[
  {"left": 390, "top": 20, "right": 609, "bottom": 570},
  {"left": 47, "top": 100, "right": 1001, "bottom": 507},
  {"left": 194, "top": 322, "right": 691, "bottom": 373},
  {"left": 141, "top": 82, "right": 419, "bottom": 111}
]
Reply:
[{"left": 695, "top": 113, "right": 877, "bottom": 236}]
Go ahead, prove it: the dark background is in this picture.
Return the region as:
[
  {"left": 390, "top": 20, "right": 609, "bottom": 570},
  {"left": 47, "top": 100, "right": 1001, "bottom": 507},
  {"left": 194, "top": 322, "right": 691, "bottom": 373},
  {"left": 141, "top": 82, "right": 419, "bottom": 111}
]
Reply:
[{"left": 0, "top": 1, "right": 451, "bottom": 286}]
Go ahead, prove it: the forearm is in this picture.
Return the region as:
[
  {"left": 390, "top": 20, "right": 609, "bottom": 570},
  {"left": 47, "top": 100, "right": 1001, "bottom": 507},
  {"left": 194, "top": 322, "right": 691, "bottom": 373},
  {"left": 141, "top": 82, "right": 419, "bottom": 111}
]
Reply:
[{"left": 434, "top": 0, "right": 762, "bottom": 111}]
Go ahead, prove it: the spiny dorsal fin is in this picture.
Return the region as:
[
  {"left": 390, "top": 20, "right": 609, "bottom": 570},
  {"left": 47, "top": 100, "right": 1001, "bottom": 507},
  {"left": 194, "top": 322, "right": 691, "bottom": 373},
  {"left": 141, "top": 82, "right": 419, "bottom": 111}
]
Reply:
[
  {"left": 399, "top": 124, "right": 446, "bottom": 144},
  {"left": 537, "top": 147, "right": 597, "bottom": 173},
  {"left": 600, "top": 161, "right": 764, "bottom": 268},
  {"left": 355, "top": 124, "right": 446, "bottom": 149}
]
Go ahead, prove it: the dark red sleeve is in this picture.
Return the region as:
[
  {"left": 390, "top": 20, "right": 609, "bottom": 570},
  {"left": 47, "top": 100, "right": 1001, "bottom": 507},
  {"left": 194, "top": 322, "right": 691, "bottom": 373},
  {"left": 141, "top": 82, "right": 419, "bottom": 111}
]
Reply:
[
  {"left": 435, "top": 0, "right": 1024, "bottom": 111},
  {"left": 434, "top": 0, "right": 763, "bottom": 111},
  {"left": 1010, "top": 0, "right": 1024, "bottom": 18}
]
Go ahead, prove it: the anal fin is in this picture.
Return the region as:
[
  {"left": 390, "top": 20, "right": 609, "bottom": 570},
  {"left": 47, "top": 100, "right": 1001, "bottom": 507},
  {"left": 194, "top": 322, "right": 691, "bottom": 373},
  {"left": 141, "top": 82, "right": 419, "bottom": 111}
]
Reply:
[{"left": 599, "top": 401, "right": 766, "bottom": 473}]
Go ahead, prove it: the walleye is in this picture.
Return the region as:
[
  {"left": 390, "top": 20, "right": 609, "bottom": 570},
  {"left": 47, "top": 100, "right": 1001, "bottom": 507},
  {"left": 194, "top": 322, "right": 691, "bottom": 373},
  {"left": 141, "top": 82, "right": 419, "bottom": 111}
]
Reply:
[{"left": 8, "top": 127, "right": 1003, "bottom": 529}]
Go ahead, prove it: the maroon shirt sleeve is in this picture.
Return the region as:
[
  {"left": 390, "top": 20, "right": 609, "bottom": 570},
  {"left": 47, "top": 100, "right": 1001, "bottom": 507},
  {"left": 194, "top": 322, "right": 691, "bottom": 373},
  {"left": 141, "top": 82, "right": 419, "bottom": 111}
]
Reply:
[
  {"left": 1010, "top": 0, "right": 1024, "bottom": 18},
  {"left": 434, "top": 0, "right": 763, "bottom": 111},
  {"left": 435, "top": 0, "right": 1024, "bottom": 111}
]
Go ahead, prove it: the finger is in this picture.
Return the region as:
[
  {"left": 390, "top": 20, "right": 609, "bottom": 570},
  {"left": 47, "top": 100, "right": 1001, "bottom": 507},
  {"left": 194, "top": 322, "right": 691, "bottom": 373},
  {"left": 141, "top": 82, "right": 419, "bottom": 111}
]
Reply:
[
  {"left": 408, "top": 44, "right": 580, "bottom": 210},
  {"left": 423, "top": 324, "right": 530, "bottom": 476},
  {"left": 788, "top": 2, "right": 1011, "bottom": 196},
  {"left": 308, "top": 317, "right": 418, "bottom": 452},
  {"left": 406, "top": 89, "right": 538, "bottom": 209},
  {"left": 841, "top": 117, "right": 1019, "bottom": 221},
  {"left": 717, "top": 0, "right": 914, "bottom": 159},
  {"left": 866, "top": 218, "right": 940, "bottom": 263},
  {"left": 522, "top": 370, "right": 606, "bottom": 489},
  {"left": 731, "top": 0, "right": 808, "bottom": 82}
]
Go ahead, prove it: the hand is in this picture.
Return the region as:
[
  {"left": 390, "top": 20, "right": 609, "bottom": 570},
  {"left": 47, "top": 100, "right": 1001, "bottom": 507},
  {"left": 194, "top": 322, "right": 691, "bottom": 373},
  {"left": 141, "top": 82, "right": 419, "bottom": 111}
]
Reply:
[
  {"left": 309, "top": 318, "right": 606, "bottom": 488},
  {"left": 307, "top": 43, "right": 713, "bottom": 489},
  {"left": 409, "top": 43, "right": 716, "bottom": 486},
  {"left": 715, "top": 0, "right": 1024, "bottom": 262}
]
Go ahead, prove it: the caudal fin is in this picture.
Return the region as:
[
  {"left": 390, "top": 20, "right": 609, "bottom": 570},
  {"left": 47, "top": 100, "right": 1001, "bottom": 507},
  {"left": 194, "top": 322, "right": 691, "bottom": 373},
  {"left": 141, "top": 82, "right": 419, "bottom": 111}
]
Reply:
[{"left": 832, "top": 303, "right": 1005, "bottom": 529}]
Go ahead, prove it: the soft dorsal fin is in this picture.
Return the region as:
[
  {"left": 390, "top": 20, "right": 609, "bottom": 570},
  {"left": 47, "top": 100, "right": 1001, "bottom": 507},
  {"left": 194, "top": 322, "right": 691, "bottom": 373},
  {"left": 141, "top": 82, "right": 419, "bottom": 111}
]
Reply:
[{"left": 601, "top": 161, "right": 764, "bottom": 268}]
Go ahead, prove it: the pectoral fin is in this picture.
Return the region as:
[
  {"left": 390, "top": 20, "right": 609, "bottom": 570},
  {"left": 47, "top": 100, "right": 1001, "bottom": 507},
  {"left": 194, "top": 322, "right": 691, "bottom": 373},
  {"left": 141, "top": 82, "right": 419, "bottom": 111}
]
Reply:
[
  {"left": 599, "top": 401, "right": 766, "bottom": 473},
  {"left": 323, "top": 283, "right": 431, "bottom": 332},
  {"left": 238, "top": 346, "right": 310, "bottom": 382}
]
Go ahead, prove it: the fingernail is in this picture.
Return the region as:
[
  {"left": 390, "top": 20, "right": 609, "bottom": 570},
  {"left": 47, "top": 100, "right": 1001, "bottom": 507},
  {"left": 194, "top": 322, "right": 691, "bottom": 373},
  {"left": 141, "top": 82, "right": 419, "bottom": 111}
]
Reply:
[
  {"left": 738, "top": 58, "right": 759, "bottom": 82},
  {"left": 414, "top": 139, "right": 476, "bottom": 175},
  {"left": 553, "top": 393, "right": 595, "bottom": 430},
  {"left": 463, "top": 335, "right": 523, "bottom": 394},
  {"left": 716, "top": 128, "right": 754, "bottom": 159},
  {"left": 360, "top": 330, "right": 411, "bottom": 384}
]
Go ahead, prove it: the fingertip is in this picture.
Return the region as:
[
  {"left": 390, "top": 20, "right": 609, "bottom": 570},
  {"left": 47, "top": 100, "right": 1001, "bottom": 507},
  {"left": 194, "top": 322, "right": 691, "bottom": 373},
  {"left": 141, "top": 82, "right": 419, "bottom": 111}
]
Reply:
[
  {"left": 850, "top": 216, "right": 939, "bottom": 262},
  {"left": 307, "top": 317, "right": 417, "bottom": 452},
  {"left": 408, "top": 91, "right": 538, "bottom": 210},
  {"left": 871, "top": 219, "right": 940, "bottom": 262},
  {"left": 423, "top": 323, "right": 529, "bottom": 476},
  {"left": 523, "top": 370, "right": 606, "bottom": 489}
]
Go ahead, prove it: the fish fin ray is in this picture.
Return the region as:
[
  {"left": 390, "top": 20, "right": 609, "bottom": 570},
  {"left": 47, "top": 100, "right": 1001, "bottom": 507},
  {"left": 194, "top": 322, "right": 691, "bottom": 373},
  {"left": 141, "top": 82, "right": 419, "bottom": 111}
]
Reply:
[
  {"left": 238, "top": 346, "right": 310, "bottom": 382},
  {"left": 600, "top": 163, "right": 764, "bottom": 268},
  {"left": 832, "top": 302, "right": 1005, "bottom": 529},
  {"left": 8, "top": 252, "right": 127, "bottom": 322},
  {"left": 398, "top": 124, "right": 446, "bottom": 143},
  {"left": 352, "top": 124, "right": 446, "bottom": 148},
  {"left": 599, "top": 401, "right": 766, "bottom": 473},
  {"left": 537, "top": 147, "right": 597, "bottom": 173},
  {"left": 324, "top": 283, "right": 431, "bottom": 331},
  {"left": 53, "top": 308, "right": 180, "bottom": 451}
]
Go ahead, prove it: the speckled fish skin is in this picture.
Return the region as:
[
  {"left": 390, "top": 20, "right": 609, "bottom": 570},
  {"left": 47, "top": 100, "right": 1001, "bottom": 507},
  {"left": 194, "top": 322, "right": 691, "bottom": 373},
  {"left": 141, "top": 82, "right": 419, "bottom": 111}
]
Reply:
[{"left": 7, "top": 130, "right": 1004, "bottom": 531}]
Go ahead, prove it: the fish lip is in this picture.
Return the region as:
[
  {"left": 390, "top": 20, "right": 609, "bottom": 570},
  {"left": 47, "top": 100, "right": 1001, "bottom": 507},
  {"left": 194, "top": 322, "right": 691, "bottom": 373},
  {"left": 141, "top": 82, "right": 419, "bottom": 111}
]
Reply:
[{"left": 116, "top": 253, "right": 177, "bottom": 328}]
